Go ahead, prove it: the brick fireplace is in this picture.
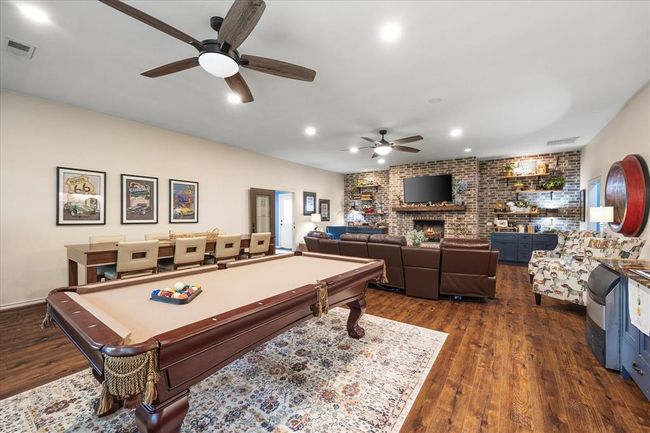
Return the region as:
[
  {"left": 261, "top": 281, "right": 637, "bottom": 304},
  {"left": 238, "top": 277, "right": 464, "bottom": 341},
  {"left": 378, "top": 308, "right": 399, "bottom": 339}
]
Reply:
[{"left": 413, "top": 219, "right": 444, "bottom": 241}]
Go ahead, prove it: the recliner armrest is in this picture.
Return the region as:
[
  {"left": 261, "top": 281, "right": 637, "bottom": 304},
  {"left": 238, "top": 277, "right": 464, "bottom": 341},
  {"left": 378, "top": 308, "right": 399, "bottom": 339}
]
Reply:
[{"left": 489, "top": 250, "right": 499, "bottom": 277}]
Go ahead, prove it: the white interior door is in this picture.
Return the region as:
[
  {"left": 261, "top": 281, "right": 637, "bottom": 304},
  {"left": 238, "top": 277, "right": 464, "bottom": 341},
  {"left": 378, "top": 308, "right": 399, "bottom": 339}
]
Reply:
[{"left": 278, "top": 193, "right": 293, "bottom": 249}]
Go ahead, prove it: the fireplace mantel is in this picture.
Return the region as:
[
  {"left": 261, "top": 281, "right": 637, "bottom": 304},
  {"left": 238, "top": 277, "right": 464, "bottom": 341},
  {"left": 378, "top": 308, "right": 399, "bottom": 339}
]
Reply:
[{"left": 392, "top": 205, "right": 466, "bottom": 213}]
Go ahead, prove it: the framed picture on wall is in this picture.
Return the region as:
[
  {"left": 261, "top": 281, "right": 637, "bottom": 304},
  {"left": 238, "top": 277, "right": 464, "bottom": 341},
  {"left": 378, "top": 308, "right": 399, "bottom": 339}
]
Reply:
[
  {"left": 57, "top": 166, "right": 106, "bottom": 225},
  {"left": 303, "top": 191, "right": 316, "bottom": 215},
  {"left": 121, "top": 174, "right": 158, "bottom": 224},
  {"left": 580, "top": 188, "right": 586, "bottom": 222},
  {"left": 319, "top": 199, "right": 330, "bottom": 221},
  {"left": 169, "top": 179, "right": 199, "bottom": 223}
]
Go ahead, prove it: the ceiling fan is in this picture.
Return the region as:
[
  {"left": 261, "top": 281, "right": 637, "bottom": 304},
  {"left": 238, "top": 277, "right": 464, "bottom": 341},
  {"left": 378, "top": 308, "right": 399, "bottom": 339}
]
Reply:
[
  {"left": 98, "top": 0, "right": 316, "bottom": 103},
  {"left": 358, "top": 130, "right": 423, "bottom": 158}
]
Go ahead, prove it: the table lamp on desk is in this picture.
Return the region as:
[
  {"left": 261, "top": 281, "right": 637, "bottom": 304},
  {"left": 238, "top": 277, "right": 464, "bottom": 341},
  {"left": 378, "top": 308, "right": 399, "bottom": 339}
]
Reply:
[
  {"left": 589, "top": 206, "right": 614, "bottom": 237},
  {"left": 310, "top": 213, "right": 322, "bottom": 231}
]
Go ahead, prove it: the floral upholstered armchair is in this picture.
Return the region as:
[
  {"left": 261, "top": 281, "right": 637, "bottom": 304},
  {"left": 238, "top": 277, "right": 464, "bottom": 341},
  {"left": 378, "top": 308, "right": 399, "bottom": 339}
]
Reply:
[{"left": 529, "top": 230, "right": 645, "bottom": 306}]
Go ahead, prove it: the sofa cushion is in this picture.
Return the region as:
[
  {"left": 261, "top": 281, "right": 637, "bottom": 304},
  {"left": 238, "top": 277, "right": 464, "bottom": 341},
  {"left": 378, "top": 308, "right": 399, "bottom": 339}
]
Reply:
[
  {"left": 339, "top": 240, "right": 369, "bottom": 258},
  {"left": 368, "top": 234, "right": 407, "bottom": 246},
  {"left": 318, "top": 239, "right": 340, "bottom": 255},
  {"left": 340, "top": 233, "right": 370, "bottom": 242},
  {"left": 441, "top": 238, "right": 490, "bottom": 250}
]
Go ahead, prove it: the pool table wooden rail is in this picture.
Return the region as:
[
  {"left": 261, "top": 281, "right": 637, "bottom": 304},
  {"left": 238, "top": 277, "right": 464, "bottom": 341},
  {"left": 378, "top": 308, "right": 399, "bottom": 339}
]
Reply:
[{"left": 46, "top": 253, "right": 384, "bottom": 433}]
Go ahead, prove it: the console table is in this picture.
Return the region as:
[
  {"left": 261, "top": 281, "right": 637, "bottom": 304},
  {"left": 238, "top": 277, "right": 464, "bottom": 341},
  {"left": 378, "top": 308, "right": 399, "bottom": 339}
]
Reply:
[
  {"left": 326, "top": 225, "right": 388, "bottom": 240},
  {"left": 490, "top": 232, "right": 558, "bottom": 264}
]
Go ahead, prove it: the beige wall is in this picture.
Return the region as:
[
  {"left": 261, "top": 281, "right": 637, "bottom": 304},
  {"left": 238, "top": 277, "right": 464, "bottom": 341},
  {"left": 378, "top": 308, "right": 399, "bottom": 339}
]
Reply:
[
  {"left": 580, "top": 82, "right": 650, "bottom": 258},
  {"left": 0, "top": 91, "right": 345, "bottom": 308}
]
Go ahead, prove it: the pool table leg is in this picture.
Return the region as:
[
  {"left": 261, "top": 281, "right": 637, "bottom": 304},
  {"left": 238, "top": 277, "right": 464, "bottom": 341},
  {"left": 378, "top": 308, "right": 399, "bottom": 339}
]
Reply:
[
  {"left": 135, "top": 391, "right": 189, "bottom": 433},
  {"left": 346, "top": 297, "right": 366, "bottom": 339}
]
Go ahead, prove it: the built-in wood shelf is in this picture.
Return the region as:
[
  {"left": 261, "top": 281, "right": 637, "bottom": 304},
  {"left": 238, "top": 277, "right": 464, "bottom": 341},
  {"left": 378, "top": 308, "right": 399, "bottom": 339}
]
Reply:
[
  {"left": 494, "top": 211, "right": 540, "bottom": 216},
  {"left": 498, "top": 173, "right": 551, "bottom": 180},
  {"left": 392, "top": 205, "right": 466, "bottom": 213}
]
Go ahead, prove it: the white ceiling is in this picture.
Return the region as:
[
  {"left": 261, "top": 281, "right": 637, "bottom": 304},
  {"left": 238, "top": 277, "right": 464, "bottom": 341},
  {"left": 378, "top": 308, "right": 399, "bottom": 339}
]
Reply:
[{"left": 1, "top": 1, "right": 649, "bottom": 173}]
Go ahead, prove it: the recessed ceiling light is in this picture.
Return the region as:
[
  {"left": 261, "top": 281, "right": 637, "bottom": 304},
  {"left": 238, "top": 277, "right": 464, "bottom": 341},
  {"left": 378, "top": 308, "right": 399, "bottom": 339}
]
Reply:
[
  {"left": 377, "top": 158, "right": 386, "bottom": 164},
  {"left": 304, "top": 126, "right": 316, "bottom": 136},
  {"left": 450, "top": 128, "right": 463, "bottom": 138},
  {"left": 227, "top": 93, "right": 241, "bottom": 104},
  {"left": 379, "top": 23, "right": 402, "bottom": 43},
  {"left": 17, "top": 3, "right": 49, "bottom": 24},
  {"left": 349, "top": 146, "right": 359, "bottom": 153},
  {"left": 464, "top": 148, "right": 472, "bottom": 152},
  {"left": 363, "top": 169, "right": 368, "bottom": 172},
  {"left": 427, "top": 97, "right": 442, "bottom": 105}
]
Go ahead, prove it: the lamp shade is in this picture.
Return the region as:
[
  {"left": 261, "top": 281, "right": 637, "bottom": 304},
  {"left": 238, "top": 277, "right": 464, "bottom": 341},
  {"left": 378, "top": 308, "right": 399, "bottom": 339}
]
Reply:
[
  {"left": 310, "top": 213, "right": 322, "bottom": 223},
  {"left": 589, "top": 206, "right": 614, "bottom": 223}
]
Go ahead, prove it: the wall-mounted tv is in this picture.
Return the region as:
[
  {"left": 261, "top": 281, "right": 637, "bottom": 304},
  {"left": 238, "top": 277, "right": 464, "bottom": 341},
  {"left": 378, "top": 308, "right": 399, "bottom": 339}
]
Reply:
[{"left": 403, "top": 174, "right": 453, "bottom": 204}]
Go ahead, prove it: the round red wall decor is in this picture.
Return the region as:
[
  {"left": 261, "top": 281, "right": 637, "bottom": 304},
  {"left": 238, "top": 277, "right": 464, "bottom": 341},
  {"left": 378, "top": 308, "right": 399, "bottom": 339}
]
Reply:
[{"left": 605, "top": 154, "right": 650, "bottom": 236}]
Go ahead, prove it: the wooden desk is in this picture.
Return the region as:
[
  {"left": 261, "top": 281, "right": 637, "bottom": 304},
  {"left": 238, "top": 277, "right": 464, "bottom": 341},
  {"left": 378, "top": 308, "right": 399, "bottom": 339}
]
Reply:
[{"left": 66, "top": 235, "right": 276, "bottom": 285}]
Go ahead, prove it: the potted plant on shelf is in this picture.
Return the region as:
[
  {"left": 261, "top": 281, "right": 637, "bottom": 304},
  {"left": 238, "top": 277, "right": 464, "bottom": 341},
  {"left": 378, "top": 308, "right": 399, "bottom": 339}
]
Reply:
[
  {"left": 541, "top": 176, "right": 566, "bottom": 191},
  {"left": 512, "top": 200, "right": 530, "bottom": 212},
  {"left": 503, "top": 163, "right": 516, "bottom": 177},
  {"left": 408, "top": 229, "right": 426, "bottom": 247},
  {"left": 512, "top": 180, "right": 525, "bottom": 192}
]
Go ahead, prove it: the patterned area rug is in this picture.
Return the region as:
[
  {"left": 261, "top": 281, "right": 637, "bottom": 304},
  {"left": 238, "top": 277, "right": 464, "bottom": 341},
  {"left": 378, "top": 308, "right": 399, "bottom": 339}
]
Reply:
[{"left": 1, "top": 308, "right": 447, "bottom": 433}]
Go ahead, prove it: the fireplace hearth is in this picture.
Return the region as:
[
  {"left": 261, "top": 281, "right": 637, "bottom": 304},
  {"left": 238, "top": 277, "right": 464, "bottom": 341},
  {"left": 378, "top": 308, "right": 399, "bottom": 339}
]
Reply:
[{"left": 413, "top": 219, "right": 444, "bottom": 241}]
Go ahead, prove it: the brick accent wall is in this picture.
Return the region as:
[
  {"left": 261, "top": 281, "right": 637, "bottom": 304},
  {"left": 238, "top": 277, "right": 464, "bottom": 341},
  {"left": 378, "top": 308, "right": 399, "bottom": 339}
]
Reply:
[
  {"left": 477, "top": 151, "right": 581, "bottom": 238},
  {"left": 388, "top": 158, "right": 479, "bottom": 238},
  {"left": 343, "top": 151, "right": 581, "bottom": 241}
]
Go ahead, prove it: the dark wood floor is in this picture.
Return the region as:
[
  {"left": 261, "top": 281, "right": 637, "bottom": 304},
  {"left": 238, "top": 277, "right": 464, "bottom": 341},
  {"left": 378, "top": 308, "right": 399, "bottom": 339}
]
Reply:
[{"left": 1, "top": 264, "right": 649, "bottom": 432}]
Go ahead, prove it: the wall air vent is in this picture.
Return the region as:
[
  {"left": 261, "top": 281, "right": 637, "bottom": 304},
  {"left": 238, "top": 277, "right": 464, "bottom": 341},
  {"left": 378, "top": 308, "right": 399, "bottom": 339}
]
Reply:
[
  {"left": 5, "top": 37, "right": 36, "bottom": 59},
  {"left": 547, "top": 136, "right": 580, "bottom": 146}
]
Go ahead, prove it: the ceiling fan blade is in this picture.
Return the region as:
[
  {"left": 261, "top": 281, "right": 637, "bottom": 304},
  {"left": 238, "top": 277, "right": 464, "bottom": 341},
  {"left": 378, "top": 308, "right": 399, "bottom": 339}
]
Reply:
[
  {"left": 241, "top": 55, "right": 316, "bottom": 82},
  {"left": 392, "top": 135, "right": 424, "bottom": 145},
  {"left": 217, "top": 0, "right": 266, "bottom": 49},
  {"left": 371, "top": 153, "right": 379, "bottom": 159},
  {"left": 141, "top": 57, "right": 199, "bottom": 78},
  {"left": 361, "top": 137, "right": 378, "bottom": 144},
  {"left": 98, "top": 0, "right": 204, "bottom": 51},
  {"left": 393, "top": 145, "right": 421, "bottom": 153},
  {"left": 225, "top": 73, "right": 254, "bottom": 103}
]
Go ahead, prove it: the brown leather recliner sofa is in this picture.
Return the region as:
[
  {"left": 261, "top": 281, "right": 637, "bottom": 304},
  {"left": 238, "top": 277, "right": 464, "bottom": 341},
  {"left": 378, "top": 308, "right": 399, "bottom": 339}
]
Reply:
[
  {"left": 439, "top": 238, "right": 498, "bottom": 298},
  {"left": 304, "top": 232, "right": 499, "bottom": 300}
]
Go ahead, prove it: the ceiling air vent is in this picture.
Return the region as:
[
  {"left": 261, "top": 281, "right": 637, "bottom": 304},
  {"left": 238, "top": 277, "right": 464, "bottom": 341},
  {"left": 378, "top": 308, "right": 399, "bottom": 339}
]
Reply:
[
  {"left": 5, "top": 37, "right": 36, "bottom": 59},
  {"left": 547, "top": 136, "right": 579, "bottom": 146}
]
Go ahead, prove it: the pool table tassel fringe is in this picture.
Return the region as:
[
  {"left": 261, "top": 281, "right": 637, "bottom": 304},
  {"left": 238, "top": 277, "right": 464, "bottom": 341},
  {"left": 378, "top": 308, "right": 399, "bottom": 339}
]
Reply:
[
  {"left": 97, "top": 350, "right": 159, "bottom": 416},
  {"left": 41, "top": 304, "right": 55, "bottom": 329},
  {"left": 313, "top": 281, "right": 329, "bottom": 319},
  {"left": 381, "top": 263, "right": 388, "bottom": 284}
]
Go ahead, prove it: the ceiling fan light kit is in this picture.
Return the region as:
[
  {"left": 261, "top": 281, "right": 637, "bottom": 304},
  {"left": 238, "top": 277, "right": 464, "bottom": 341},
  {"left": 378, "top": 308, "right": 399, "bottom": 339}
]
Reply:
[
  {"left": 374, "top": 146, "right": 392, "bottom": 156},
  {"left": 198, "top": 50, "right": 239, "bottom": 78}
]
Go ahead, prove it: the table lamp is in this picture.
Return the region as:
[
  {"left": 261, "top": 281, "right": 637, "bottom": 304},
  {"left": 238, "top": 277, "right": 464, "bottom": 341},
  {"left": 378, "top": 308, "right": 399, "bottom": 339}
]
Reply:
[
  {"left": 589, "top": 206, "right": 614, "bottom": 237},
  {"left": 310, "top": 213, "right": 322, "bottom": 231}
]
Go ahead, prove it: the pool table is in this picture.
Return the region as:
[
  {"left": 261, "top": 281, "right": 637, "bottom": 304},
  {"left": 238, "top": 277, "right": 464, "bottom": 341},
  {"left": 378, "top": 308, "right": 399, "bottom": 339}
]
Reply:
[{"left": 46, "top": 252, "right": 384, "bottom": 433}]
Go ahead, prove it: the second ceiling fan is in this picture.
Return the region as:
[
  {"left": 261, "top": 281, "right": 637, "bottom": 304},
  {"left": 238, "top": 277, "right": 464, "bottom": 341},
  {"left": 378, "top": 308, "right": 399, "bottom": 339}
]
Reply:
[
  {"left": 98, "top": 0, "right": 316, "bottom": 103},
  {"left": 359, "top": 130, "right": 423, "bottom": 158}
]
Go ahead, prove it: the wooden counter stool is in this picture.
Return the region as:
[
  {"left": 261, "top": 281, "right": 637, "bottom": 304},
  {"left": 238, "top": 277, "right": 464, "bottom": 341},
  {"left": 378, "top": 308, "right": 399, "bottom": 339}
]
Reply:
[
  {"left": 244, "top": 232, "right": 272, "bottom": 258},
  {"left": 104, "top": 240, "right": 159, "bottom": 280},
  {"left": 214, "top": 234, "right": 242, "bottom": 264},
  {"left": 159, "top": 237, "right": 207, "bottom": 271}
]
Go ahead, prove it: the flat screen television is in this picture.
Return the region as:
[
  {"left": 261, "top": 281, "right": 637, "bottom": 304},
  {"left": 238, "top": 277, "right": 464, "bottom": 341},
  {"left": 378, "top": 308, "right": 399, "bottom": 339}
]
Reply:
[{"left": 403, "top": 174, "right": 453, "bottom": 204}]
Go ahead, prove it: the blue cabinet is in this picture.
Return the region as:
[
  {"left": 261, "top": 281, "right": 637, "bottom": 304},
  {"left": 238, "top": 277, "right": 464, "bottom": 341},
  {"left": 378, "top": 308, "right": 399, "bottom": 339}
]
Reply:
[
  {"left": 620, "top": 277, "right": 650, "bottom": 400},
  {"left": 490, "top": 232, "right": 558, "bottom": 264}
]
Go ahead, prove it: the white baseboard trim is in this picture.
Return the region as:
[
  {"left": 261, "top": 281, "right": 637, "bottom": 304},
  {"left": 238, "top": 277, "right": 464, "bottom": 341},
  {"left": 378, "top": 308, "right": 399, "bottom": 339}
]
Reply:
[{"left": 0, "top": 298, "right": 46, "bottom": 311}]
